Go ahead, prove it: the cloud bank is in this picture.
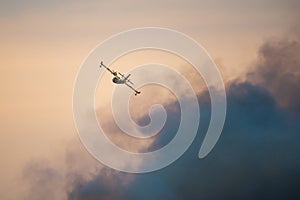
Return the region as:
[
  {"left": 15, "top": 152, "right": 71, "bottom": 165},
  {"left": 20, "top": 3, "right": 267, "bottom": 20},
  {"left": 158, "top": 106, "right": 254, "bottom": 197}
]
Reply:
[{"left": 23, "top": 34, "right": 300, "bottom": 200}]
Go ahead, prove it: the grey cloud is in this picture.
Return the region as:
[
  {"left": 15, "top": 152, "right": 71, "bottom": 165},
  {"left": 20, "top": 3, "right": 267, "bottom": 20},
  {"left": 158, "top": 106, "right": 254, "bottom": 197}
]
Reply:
[
  {"left": 22, "top": 160, "right": 65, "bottom": 200},
  {"left": 66, "top": 78, "right": 300, "bottom": 199},
  {"left": 247, "top": 34, "right": 300, "bottom": 114}
]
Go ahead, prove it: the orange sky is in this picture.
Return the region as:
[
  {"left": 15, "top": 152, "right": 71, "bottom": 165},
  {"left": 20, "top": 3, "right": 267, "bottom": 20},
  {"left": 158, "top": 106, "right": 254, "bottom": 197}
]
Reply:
[{"left": 0, "top": 0, "right": 299, "bottom": 199}]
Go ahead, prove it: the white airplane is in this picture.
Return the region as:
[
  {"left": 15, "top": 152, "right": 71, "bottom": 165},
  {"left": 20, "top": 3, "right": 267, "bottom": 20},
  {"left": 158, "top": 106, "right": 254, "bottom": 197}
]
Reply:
[{"left": 100, "top": 61, "right": 141, "bottom": 96}]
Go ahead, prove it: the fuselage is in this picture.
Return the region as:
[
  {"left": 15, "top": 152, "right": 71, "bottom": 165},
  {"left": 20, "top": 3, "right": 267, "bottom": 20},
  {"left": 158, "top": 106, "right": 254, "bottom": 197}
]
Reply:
[{"left": 112, "top": 77, "right": 125, "bottom": 84}]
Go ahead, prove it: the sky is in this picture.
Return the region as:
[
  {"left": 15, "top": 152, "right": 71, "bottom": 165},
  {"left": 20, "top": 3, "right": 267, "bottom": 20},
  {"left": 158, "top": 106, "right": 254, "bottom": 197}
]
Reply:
[{"left": 0, "top": 0, "right": 300, "bottom": 199}]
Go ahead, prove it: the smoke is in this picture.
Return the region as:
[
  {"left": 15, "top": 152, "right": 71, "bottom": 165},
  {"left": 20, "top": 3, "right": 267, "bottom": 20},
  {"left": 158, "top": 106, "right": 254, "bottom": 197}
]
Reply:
[
  {"left": 247, "top": 33, "right": 300, "bottom": 113},
  {"left": 23, "top": 160, "right": 65, "bottom": 200},
  {"left": 21, "top": 139, "right": 134, "bottom": 200},
  {"left": 22, "top": 33, "right": 300, "bottom": 199}
]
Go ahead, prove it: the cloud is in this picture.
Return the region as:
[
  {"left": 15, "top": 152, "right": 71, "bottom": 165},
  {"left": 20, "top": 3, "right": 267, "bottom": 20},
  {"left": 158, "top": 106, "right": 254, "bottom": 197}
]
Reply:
[
  {"left": 22, "top": 140, "right": 119, "bottom": 200},
  {"left": 247, "top": 33, "right": 300, "bottom": 113},
  {"left": 68, "top": 168, "right": 131, "bottom": 200},
  {"left": 22, "top": 34, "right": 300, "bottom": 199},
  {"left": 65, "top": 79, "right": 300, "bottom": 199},
  {"left": 22, "top": 160, "right": 65, "bottom": 200}
]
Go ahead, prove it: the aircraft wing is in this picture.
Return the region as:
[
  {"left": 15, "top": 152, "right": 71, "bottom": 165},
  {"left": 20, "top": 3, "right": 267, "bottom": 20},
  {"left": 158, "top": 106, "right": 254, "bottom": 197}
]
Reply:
[
  {"left": 125, "top": 82, "right": 141, "bottom": 95},
  {"left": 100, "top": 62, "right": 118, "bottom": 76}
]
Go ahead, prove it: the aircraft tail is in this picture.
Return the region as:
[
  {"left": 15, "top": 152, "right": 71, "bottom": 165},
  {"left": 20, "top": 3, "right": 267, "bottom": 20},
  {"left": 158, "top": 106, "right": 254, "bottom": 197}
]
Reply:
[{"left": 126, "top": 74, "right": 134, "bottom": 84}]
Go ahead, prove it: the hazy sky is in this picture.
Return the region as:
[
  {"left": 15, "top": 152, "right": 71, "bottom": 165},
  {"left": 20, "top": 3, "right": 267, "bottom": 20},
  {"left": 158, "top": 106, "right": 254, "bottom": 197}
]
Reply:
[{"left": 0, "top": 0, "right": 299, "bottom": 199}]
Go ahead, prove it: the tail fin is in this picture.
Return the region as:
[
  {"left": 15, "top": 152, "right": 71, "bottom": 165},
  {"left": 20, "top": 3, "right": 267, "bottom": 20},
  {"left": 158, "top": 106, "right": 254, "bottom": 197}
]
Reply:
[{"left": 125, "top": 74, "right": 134, "bottom": 85}]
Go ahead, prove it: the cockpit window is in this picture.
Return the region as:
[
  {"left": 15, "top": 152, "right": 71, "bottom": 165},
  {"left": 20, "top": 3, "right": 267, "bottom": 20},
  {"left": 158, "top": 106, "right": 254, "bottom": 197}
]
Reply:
[{"left": 112, "top": 77, "right": 119, "bottom": 83}]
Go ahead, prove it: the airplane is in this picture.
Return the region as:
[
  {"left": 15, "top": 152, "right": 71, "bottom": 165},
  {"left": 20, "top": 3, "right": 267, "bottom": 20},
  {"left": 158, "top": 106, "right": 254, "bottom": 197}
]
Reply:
[{"left": 100, "top": 61, "right": 141, "bottom": 96}]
